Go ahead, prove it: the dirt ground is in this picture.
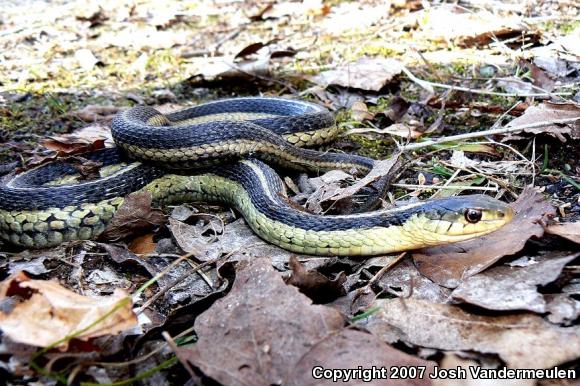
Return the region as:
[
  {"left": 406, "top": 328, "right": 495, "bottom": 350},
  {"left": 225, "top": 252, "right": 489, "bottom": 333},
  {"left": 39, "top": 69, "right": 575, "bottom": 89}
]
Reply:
[{"left": 0, "top": 0, "right": 579, "bottom": 385}]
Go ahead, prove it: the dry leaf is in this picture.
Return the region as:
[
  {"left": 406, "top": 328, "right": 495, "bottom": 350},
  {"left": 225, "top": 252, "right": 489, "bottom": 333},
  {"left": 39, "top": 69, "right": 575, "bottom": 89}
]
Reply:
[
  {"left": 128, "top": 233, "right": 157, "bottom": 254},
  {"left": 377, "top": 259, "right": 450, "bottom": 303},
  {"left": 326, "top": 154, "right": 401, "bottom": 202},
  {"left": 505, "top": 102, "right": 580, "bottom": 142},
  {"left": 175, "top": 258, "right": 345, "bottom": 385},
  {"left": 168, "top": 215, "right": 224, "bottom": 255},
  {"left": 350, "top": 101, "right": 374, "bottom": 122},
  {"left": 546, "top": 221, "right": 580, "bottom": 244},
  {"left": 413, "top": 187, "right": 556, "bottom": 288},
  {"left": 288, "top": 329, "right": 435, "bottom": 386},
  {"left": 285, "top": 256, "right": 346, "bottom": 303},
  {"left": 360, "top": 298, "right": 580, "bottom": 369},
  {"left": 41, "top": 136, "right": 106, "bottom": 156},
  {"left": 193, "top": 57, "right": 271, "bottom": 80},
  {"left": 311, "top": 58, "right": 402, "bottom": 91},
  {"left": 451, "top": 252, "right": 579, "bottom": 312},
  {"left": 0, "top": 272, "right": 136, "bottom": 349},
  {"left": 98, "top": 192, "right": 166, "bottom": 242},
  {"left": 72, "top": 123, "right": 115, "bottom": 146},
  {"left": 234, "top": 42, "right": 267, "bottom": 59},
  {"left": 74, "top": 104, "right": 120, "bottom": 123}
]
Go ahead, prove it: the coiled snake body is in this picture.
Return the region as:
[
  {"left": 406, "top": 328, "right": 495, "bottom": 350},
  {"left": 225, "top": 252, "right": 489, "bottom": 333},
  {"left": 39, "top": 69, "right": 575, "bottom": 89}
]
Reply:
[{"left": 0, "top": 97, "right": 512, "bottom": 255}]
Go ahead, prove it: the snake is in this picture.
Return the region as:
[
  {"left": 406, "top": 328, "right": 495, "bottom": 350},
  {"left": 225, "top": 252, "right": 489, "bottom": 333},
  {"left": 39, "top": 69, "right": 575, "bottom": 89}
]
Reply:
[{"left": 0, "top": 97, "right": 513, "bottom": 255}]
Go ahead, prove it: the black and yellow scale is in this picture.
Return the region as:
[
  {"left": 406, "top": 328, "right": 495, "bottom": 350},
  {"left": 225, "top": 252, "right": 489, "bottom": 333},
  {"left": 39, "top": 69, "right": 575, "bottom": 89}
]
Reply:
[{"left": 0, "top": 97, "right": 513, "bottom": 254}]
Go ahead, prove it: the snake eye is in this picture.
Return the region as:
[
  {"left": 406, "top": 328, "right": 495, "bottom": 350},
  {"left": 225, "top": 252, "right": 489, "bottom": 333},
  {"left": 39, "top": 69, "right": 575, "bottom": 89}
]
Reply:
[{"left": 464, "top": 208, "right": 482, "bottom": 223}]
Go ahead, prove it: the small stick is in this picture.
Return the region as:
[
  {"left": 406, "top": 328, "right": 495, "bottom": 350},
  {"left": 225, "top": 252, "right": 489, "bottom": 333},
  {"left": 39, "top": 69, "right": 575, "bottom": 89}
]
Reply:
[
  {"left": 400, "top": 117, "right": 580, "bottom": 151},
  {"left": 400, "top": 66, "right": 573, "bottom": 97},
  {"left": 392, "top": 184, "right": 498, "bottom": 191}
]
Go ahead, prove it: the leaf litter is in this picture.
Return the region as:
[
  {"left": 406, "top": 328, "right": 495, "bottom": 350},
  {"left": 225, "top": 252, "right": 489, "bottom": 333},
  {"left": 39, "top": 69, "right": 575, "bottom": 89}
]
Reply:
[
  {"left": 360, "top": 298, "right": 580, "bottom": 369},
  {"left": 0, "top": 272, "right": 137, "bottom": 349},
  {"left": 1, "top": 0, "right": 579, "bottom": 383}
]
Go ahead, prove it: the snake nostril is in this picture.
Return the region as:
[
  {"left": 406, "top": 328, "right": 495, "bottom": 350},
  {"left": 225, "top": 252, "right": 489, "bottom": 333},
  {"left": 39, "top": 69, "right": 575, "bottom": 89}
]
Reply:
[{"left": 498, "top": 211, "right": 505, "bottom": 218}]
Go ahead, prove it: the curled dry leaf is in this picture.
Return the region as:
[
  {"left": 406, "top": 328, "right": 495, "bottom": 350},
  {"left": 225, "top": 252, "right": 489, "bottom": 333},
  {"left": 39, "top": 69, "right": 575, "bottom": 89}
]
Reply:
[
  {"left": 450, "top": 252, "right": 579, "bottom": 312},
  {"left": 350, "top": 101, "right": 374, "bottom": 122},
  {"left": 0, "top": 272, "right": 137, "bottom": 349},
  {"left": 127, "top": 233, "right": 157, "bottom": 255},
  {"left": 41, "top": 136, "right": 106, "bottom": 156},
  {"left": 546, "top": 221, "right": 580, "bottom": 244},
  {"left": 98, "top": 191, "right": 166, "bottom": 242},
  {"left": 41, "top": 123, "right": 114, "bottom": 155},
  {"left": 175, "top": 258, "right": 345, "bottom": 385},
  {"left": 285, "top": 256, "right": 346, "bottom": 303},
  {"left": 505, "top": 102, "right": 580, "bottom": 142},
  {"left": 168, "top": 215, "right": 224, "bottom": 255},
  {"left": 413, "top": 187, "right": 556, "bottom": 288},
  {"left": 311, "top": 57, "right": 403, "bottom": 92},
  {"left": 360, "top": 298, "right": 580, "bottom": 369}
]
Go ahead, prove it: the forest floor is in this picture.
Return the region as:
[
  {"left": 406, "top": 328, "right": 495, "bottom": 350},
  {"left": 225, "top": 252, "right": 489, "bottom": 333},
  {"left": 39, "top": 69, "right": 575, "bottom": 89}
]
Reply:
[{"left": 0, "top": 0, "right": 579, "bottom": 385}]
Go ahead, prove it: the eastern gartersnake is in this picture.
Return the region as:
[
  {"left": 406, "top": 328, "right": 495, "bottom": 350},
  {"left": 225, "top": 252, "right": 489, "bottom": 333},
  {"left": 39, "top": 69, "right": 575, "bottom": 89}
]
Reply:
[{"left": 0, "top": 97, "right": 513, "bottom": 255}]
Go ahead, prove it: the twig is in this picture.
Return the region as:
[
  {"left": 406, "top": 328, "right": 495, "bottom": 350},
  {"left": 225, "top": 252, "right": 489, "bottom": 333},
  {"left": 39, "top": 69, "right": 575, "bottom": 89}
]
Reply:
[
  {"left": 392, "top": 184, "right": 498, "bottom": 191},
  {"left": 400, "top": 66, "right": 573, "bottom": 97},
  {"left": 367, "top": 252, "right": 407, "bottom": 287},
  {"left": 400, "top": 117, "right": 580, "bottom": 151}
]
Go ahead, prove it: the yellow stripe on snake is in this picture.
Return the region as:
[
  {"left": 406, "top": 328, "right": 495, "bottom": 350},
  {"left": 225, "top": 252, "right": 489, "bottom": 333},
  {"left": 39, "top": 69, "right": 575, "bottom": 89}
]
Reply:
[{"left": 0, "top": 97, "right": 513, "bottom": 255}]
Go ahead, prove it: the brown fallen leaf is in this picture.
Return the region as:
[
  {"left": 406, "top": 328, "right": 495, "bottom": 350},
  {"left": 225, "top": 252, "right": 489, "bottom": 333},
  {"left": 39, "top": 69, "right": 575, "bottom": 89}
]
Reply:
[
  {"left": 326, "top": 154, "right": 401, "bottom": 203},
  {"left": 288, "top": 329, "right": 435, "bottom": 386},
  {"left": 128, "top": 233, "right": 157, "bottom": 254},
  {"left": 546, "top": 221, "right": 580, "bottom": 244},
  {"left": 98, "top": 192, "right": 166, "bottom": 242},
  {"left": 451, "top": 252, "right": 579, "bottom": 312},
  {"left": 41, "top": 136, "right": 106, "bottom": 156},
  {"left": 234, "top": 42, "right": 267, "bottom": 59},
  {"left": 303, "top": 170, "right": 353, "bottom": 213},
  {"left": 350, "top": 101, "right": 374, "bottom": 122},
  {"left": 360, "top": 298, "right": 580, "bottom": 369},
  {"left": 311, "top": 57, "right": 403, "bottom": 92},
  {"left": 175, "top": 258, "right": 345, "bottom": 385},
  {"left": 0, "top": 272, "right": 136, "bottom": 349},
  {"left": 505, "top": 102, "right": 580, "bottom": 142},
  {"left": 74, "top": 104, "right": 121, "bottom": 123},
  {"left": 168, "top": 214, "right": 224, "bottom": 255},
  {"left": 285, "top": 256, "right": 346, "bottom": 303},
  {"left": 177, "top": 218, "right": 325, "bottom": 271},
  {"left": 413, "top": 187, "right": 556, "bottom": 288},
  {"left": 377, "top": 259, "right": 450, "bottom": 303},
  {"left": 72, "top": 123, "right": 115, "bottom": 147}
]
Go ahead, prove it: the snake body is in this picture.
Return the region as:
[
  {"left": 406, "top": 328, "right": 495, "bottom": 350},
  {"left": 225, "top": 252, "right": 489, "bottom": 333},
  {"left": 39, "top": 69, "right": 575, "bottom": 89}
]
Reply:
[{"left": 0, "top": 97, "right": 513, "bottom": 255}]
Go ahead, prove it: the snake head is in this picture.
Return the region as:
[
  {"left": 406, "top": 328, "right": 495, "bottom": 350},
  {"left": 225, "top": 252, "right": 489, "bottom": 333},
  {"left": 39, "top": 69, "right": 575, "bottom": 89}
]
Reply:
[{"left": 408, "top": 194, "right": 514, "bottom": 245}]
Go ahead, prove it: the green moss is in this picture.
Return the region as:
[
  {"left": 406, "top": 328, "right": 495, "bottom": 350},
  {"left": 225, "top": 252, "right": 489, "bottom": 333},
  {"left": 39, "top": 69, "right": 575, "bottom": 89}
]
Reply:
[{"left": 346, "top": 134, "right": 397, "bottom": 159}]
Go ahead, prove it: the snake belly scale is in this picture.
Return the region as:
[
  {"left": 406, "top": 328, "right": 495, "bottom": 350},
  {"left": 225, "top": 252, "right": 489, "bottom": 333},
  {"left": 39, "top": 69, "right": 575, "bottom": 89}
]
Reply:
[{"left": 0, "top": 97, "right": 513, "bottom": 255}]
